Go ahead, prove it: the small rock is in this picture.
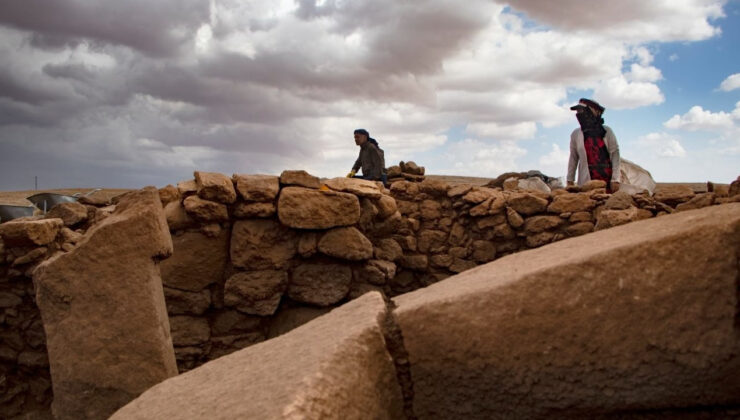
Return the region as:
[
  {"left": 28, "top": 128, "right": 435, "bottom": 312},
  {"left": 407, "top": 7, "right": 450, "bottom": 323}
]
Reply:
[
  {"left": 46, "top": 202, "right": 88, "bottom": 226},
  {"left": 158, "top": 184, "right": 180, "bottom": 205},
  {"left": 224, "top": 270, "right": 287, "bottom": 316},
  {"left": 183, "top": 196, "right": 229, "bottom": 222},
  {"left": 318, "top": 227, "right": 373, "bottom": 261}
]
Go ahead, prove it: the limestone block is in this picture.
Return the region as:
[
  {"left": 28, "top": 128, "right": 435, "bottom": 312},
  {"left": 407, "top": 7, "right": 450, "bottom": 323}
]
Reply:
[
  {"left": 324, "top": 177, "right": 382, "bottom": 199},
  {"left": 0, "top": 219, "right": 63, "bottom": 247},
  {"left": 161, "top": 230, "right": 230, "bottom": 292},
  {"left": 318, "top": 227, "right": 373, "bottom": 261},
  {"left": 523, "top": 215, "right": 564, "bottom": 234},
  {"left": 506, "top": 207, "right": 524, "bottom": 229},
  {"left": 399, "top": 254, "right": 428, "bottom": 272},
  {"left": 507, "top": 193, "right": 549, "bottom": 216},
  {"left": 419, "top": 200, "right": 442, "bottom": 221},
  {"left": 233, "top": 174, "right": 280, "bottom": 202},
  {"left": 547, "top": 193, "right": 597, "bottom": 214},
  {"left": 603, "top": 191, "right": 635, "bottom": 210},
  {"left": 33, "top": 187, "right": 177, "bottom": 420},
  {"left": 163, "top": 287, "right": 211, "bottom": 315},
  {"left": 177, "top": 179, "right": 197, "bottom": 196},
  {"left": 375, "top": 195, "right": 398, "bottom": 219},
  {"left": 279, "top": 170, "right": 321, "bottom": 189},
  {"left": 231, "top": 219, "right": 297, "bottom": 270},
  {"left": 46, "top": 202, "right": 88, "bottom": 227},
  {"left": 183, "top": 196, "right": 229, "bottom": 223},
  {"left": 164, "top": 200, "right": 196, "bottom": 231},
  {"left": 447, "top": 184, "right": 473, "bottom": 198},
  {"left": 288, "top": 263, "right": 351, "bottom": 306},
  {"left": 417, "top": 230, "right": 448, "bottom": 254},
  {"left": 675, "top": 193, "right": 715, "bottom": 212},
  {"left": 112, "top": 292, "right": 404, "bottom": 420},
  {"left": 653, "top": 185, "right": 695, "bottom": 206},
  {"left": 158, "top": 184, "right": 179, "bottom": 205},
  {"left": 277, "top": 187, "right": 360, "bottom": 230},
  {"left": 374, "top": 238, "right": 403, "bottom": 262},
  {"left": 580, "top": 180, "right": 606, "bottom": 191},
  {"left": 169, "top": 316, "right": 210, "bottom": 347},
  {"left": 393, "top": 203, "right": 740, "bottom": 419},
  {"left": 195, "top": 171, "right": 237, "bottom": 204},
  {"left": 224, "top": 270, "right": 287, "bottom": 316},
  {"left": 297, "top": 232, "right": 319, "bottom": 258},
  {"left": 595, "top": 207, "right": 653, "bottom": 231},
  {"left": 232, "top": 202, "right": 276, "bottom": 219}
]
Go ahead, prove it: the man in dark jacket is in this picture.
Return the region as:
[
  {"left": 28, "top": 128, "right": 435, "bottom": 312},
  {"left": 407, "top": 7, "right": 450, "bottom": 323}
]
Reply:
[{"left": 347, "top": 128, "right": 386, "bottom": 182}]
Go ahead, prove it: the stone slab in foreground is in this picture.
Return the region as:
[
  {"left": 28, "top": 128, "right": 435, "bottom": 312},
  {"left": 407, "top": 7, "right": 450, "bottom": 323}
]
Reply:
[
  {"left": 393, "top": 203, "right": 740, "bottom": 419},
  {"left": 33, "top": 187, "right": 178, "bottom": 420},
  {"left": 112, "top": 291, "right": 404, "bottom": 419}
]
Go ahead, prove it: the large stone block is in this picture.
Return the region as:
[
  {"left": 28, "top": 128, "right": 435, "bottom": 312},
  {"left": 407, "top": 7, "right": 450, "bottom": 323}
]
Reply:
[
  {"left": 183, "top": 196, "right": 229, "bottom": 223},
  {"left": 194, "top": 171, "right": 237, "bottom": 204},
  {"left": 324, "top": 177, "right": 383, "bottom": 199},
  {"left": 318, "top": 227, "right": 373, "bottom": 261},
  {"left": 160, "top": 230, "right": 230, "bottom": 292},
  {"left": 279, "top": 170, "right": 321, "bottom": 189},
  {"left": 547, "top": 193, "right": 596, "bottom": 214},
  {"left": 277, "top": 186, "right": 360, "bottom": 229},
  {"left": 0, "top": 218, "right": 63, "bottom": 247},
  {"left": 46, "top": 202, "right": 88, "bottom": 226},
  {"left": 506, "top": 192, "right": 549, "bottom": 215},
  {"left": 393, "top": 204, "right": 740, "bottom": 419},
  {"left": 111, "top": 292, "right": 403, "bottom": 419},
  {"left": 233, "top": 174, "right": 280, "bottom": 202},
  {"left": 288, "top": 263, "right": 351, "bottom": 306},
  {"left": 231, "top": 219, "right": 297, "bottom": 270},
  {"left": 224, "top": 270, "right": 287, "bottom": 316},
  {"left": 33, "top": 187, "right": 177, "bottom": 420}
]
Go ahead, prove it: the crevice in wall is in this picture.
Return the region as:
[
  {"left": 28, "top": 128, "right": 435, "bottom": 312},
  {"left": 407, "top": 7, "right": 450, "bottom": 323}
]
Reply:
[{"left": 380, "top": 298, "right": 417, "bottom": 420}]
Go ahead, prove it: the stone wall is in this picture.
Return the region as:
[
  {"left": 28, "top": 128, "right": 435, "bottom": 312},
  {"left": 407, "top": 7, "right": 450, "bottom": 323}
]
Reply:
[
  {"left": 1, "top": 171, "right": 738, "bottom": 417},
  {"left": 385, "top": 177, "right": 740, "bottom": 295},
  {"left": 0, "top": 199, "right": 105, "bottom": 418}
]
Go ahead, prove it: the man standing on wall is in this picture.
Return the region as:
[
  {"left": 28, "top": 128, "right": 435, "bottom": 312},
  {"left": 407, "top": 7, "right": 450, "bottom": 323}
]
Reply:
[
  {"left": 566, "top": 98, "right": 621, "bottom": 193},
  {"left": 346, "top": 128, "right": 386, "bottom": 184}
]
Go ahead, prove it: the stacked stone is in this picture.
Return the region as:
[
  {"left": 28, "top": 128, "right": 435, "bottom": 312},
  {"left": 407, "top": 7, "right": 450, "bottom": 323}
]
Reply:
[
  {"left": 0, "top": 219, "right": 65, "bottom": 417},
  {"left": 386, "top": 177, "right": 740, "bottom": 296},
  {"left": 387, "top": 161, "right": 426, "bottom": 184},
  {"left": 158, "top": 170, "right": 403, "bottom": 371}
]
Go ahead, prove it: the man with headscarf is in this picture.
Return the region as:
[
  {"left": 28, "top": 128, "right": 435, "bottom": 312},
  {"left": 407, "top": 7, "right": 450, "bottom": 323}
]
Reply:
[
  {"left": 566, "top": 98, "right": 621, "bottom": 193},
  {"left": 346, "top": 128, "right": 386, "bottom": 183}
]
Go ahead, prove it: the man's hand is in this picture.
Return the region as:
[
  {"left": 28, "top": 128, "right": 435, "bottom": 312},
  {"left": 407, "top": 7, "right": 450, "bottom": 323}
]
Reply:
[
  {"left": 611, "top": 181, "right": 620, "bottom": 192},
  {"left": 346, "top": 170, "right": 356, "bottom": 178}
]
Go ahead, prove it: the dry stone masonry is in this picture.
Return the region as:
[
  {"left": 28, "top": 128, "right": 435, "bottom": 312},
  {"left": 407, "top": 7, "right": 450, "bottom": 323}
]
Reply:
[
  {"left": 0, "top": 170, "right": 739, "bottom": 418},
  {"left": 115, "top": 202, "right": 740, "bottom": 419}
]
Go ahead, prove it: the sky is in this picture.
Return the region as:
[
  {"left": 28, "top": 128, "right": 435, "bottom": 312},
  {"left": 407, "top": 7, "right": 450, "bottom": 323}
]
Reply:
[{"left": 0, "top": 0, "right": 738, "bottom": 191}]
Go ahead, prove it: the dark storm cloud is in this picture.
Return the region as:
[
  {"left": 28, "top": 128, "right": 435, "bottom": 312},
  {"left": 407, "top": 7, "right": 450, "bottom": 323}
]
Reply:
[
  {"left": 0, "top": 0, "right": 210, "bottom": 57},
  {"left": 0, "top": 67, "right": 63, "bottom": 105}
]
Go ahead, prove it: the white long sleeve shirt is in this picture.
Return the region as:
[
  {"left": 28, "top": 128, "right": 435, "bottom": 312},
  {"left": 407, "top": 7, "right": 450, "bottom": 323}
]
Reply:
[{"left": 567, "top": 126, "right": 621, "bottom": 186}]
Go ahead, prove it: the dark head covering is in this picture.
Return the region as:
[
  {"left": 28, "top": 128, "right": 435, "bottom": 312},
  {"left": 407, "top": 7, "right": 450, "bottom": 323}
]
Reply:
[
  {"left": 570, "top": 98, "right": 605, "bottom": 114},
  {"left": 570, "top": 99, "right": 606, "bottom": 137},
  {"left": 354, "top": 128, "right": 378, "bottom": 146}
]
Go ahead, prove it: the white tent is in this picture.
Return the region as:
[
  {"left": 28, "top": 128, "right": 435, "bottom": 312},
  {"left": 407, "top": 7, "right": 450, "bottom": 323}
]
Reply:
[{"left": 619, "top": 158, "right": 657, "bottom": 195}]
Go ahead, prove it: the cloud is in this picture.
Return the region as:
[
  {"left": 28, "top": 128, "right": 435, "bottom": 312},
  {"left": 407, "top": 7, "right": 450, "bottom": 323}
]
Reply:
[
  {"left": 505, "top": 0, "right": 724, "bottom": 42},
  {"left": 719, "top": 73, "right": 740, "bottom": 91},
  {"left": 664, "top": 104, "right": 736, "bottom": 132},
  {"left": 0, "top": 0, "right": 730, "bottom": 189},
  {"left": 433, "top": 139, "right": 527, "bottom": 176},
  {"left": 593, "top": 75, "right": 665, "bottom": 109},
  {"left": 0, "top": 0, "right": 210, "bottom": 57},
  {"left": 538, "top": 143, "right": 570, "bottom": 175},
  {"left": 636, "top": 132, "right": 687, "bottom": 157}
]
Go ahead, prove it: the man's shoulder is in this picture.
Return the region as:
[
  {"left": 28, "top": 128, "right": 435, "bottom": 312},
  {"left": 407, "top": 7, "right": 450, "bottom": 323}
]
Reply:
[{"left": 570, "top": 128, "right": 581, "bottom": 138}]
